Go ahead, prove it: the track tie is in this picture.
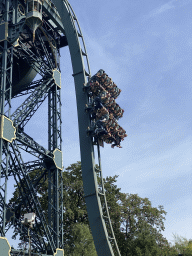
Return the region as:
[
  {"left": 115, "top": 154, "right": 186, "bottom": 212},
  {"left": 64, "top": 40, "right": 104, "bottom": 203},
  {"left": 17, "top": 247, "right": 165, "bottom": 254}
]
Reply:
[
  {"left": 84, "top": 70, "right": 90, "bottom": 76},
  {"left": 95, "top": 167, "right": 101, "bottom": 173},
  {"left": 81, "top": 50, "right": 87, "bottom": 56}
]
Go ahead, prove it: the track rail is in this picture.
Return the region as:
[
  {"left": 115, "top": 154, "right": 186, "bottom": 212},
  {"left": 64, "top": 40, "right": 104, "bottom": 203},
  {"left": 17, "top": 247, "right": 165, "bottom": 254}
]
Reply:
[{"left": 52, "top": 1, "right": 121, "bottom": 255}]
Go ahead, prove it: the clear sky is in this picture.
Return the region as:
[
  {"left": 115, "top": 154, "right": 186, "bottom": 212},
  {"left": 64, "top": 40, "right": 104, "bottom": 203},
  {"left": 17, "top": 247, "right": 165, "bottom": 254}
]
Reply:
[{"left": 7, "top": 0, "right": 192, "bottom": 248}]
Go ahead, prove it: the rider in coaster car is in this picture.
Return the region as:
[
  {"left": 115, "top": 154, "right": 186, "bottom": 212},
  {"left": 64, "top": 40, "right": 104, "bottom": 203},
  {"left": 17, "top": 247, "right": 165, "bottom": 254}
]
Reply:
[
  {"left": 94, "top": 96, "right": 103, "bottom": 109},
  {"left": 96, "top": 107, "right": 109, "bottom": 122},
  {"left": 111, "top": 135, "right": 122, "bottom": 148},
  {"left": 96, "top": 69, "right": 105, "bottom": 78},
  {"left": 90, "top": 81, "right": 105, "bottom": 96},
  {"left": 95, "top": 120, "right": 108, "bottom": 135},
  {"left": 118, "top": 127, "right": 128, "bottom": 140},
  {"left": 110, "top": 125, "right": 125, "bottom": 148}
]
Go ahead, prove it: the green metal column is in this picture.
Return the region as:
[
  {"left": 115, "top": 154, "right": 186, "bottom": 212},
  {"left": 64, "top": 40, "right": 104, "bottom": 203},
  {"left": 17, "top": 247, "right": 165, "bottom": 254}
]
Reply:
[
  {"left": 48, "top": 82, "right": 63, "bottom": 249},
  {"left": 0, "top": 0, "right": 13, "bottom": 237}
]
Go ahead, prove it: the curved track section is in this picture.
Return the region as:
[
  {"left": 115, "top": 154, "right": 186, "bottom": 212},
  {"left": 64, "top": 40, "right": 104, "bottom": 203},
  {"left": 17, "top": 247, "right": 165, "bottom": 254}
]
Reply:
[{"left": 52, "top": 1, "right": 120, "bottom": 255}]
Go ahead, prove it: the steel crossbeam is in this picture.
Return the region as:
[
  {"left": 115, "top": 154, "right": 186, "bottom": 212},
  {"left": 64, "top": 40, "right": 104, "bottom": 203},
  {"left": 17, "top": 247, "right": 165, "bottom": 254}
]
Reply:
[
  {"left": 11, "top": 78, "right": 55, "bottom": 128},
  {"left": 12, "top": 79, "right": 46, "bottom": 98},
  {"left": 16, "top": 131, "right": 53, "bottom": 160},
  {"left": 3, "top": 160, "right": 47, "bottom": 237},
  {"left": 5, "top": 171, "right": 48, "bottom": 234},
  {"left": 43, "top": 0, "right": 66, "bottom": 36},
  {"left": 1, "top": 160, "right": 45, "bottom": 178},
  {"left": 14, "top": 40, "right": 52, "bottom": 77},
  {"left": 6, "top": 140, "right": 55, "bottom": 253},
  {"left": 36, "top": 29, "right": 55, "bottom": 70}
]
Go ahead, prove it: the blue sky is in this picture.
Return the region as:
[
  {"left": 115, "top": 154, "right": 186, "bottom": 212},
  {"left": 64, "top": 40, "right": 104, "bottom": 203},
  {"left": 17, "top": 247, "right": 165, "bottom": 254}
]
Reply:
[{"left": 7, "top": 0, "right": 192, "bottom": 248}]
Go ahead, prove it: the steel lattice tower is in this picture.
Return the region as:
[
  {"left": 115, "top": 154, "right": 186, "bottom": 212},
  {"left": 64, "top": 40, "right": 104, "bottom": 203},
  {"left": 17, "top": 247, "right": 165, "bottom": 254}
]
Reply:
[{"left": 0, "top": 0, "right": 122, "bottom": 255}]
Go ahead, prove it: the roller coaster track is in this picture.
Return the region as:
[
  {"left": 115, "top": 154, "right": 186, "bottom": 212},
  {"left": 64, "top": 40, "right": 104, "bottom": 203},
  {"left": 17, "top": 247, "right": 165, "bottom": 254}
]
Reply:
[{"left": 52, "top": 1, "right": 121, "bottom": 255}]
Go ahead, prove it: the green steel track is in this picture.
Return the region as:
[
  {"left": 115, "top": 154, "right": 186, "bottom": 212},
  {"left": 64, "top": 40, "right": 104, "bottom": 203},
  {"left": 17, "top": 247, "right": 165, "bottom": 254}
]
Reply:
[{"left": 52, "top": 1, "right": 121, "bottom": 255}]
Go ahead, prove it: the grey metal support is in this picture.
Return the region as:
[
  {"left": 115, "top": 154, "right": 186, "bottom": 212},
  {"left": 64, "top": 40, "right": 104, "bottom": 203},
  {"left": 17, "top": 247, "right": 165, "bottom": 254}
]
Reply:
[
  {"left": 11, "top": 78, "right": 55, "bottom": 128},
  {"left": 6, "top": 140, "right": 55, "bottom": 253},
  {"left": 0, "top": 0, "right": 14, "bottom": 237},
  {"left": 1, "top": 159, "right": 45, "bottom": 178},
  {"left": 0, "top": 0, "right": 64, "bottom": 254},
  {"left": 47, "top": 82, "right": 63, "bottom": 249},
  {"left": 43, "top": 0, "right": 65, "bottom": 35},
  {"left": 48, "top": 84, "right": 62, "bottom": 152},
  {"left": 16, "top": 131, "right": 53, "bottom": 159},
  {"left": 37, "top": 27, "right": 58, "bottom": 70},
  {"left": 15, "top": 40, "right": 52, "bottom": 77}
]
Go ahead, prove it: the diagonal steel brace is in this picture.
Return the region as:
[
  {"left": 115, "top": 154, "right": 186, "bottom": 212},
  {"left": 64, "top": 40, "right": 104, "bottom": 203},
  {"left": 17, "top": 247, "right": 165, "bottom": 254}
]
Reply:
[{"left": 11, "top": 78, "right": 55, "bottom": 128}]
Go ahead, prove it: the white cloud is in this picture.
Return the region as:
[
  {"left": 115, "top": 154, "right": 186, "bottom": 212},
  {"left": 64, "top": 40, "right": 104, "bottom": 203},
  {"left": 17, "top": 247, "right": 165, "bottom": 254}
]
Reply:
[
  {"left": 150, "top": 1, "right": 175, "bottom": 17},
  {"left": 143, "top": 0, "right": 175, "bottom": 21},
  {"left": 143, "top": 0, "right": 191, "bottom": 21}
]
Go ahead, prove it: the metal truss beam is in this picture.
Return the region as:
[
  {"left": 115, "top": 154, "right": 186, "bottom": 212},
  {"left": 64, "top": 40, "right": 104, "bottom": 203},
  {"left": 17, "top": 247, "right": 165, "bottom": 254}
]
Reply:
[
  {"left": 14, "top": 40, "right": 52, "bottom": 77},
  {"left": 16, "top": 131, "right": 53, "bottom": 160},
  {"left": 2, "top": 161, "right": 47, "bottom": 237},
  {"left": 4, "top": 140, "right": 55, "bottom": 253},
  {"left": 48, "top": 85, "right": 62, "bottom": 152},
  {"left": 12, "top": 79, "right": 46, "bottom": 98},
  {"left": 0, "top": 0, "right": 13, "bottom": 237},
  {"left": 43, "top": 0, "right": 66, "bottom": 36},
  {"left": 1, "top": 160, "right": 45, "bottom": 178},
  {"left": 11, "top": 78, "right": 55, "bottom": 129},
  {"left": 47, "top": 83, "right": 63, "bottom": 249},
  {"left": 36, "top": 28, "right": 55, "bottom": 70},
  {"left": 0, "top": 0, "right": 64, "bottom": 254}
]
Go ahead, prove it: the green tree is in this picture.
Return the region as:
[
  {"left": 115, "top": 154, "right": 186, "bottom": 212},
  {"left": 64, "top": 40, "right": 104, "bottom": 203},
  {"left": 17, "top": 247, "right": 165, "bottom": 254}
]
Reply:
[
  {"left": 63, "top": 162, "right": 89, "bottom": 245},
  {"left": 65, "top": 223, "right": 97, "bottom": 256},
  {"left": 119, "top": 193, "right": 169, "bottom": 256},
  {"left": 96, "top": 175, "right": 172, "bottom": 256},
  {"left": 171, "top": 234, "right": 192, "bottom": 256}
]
